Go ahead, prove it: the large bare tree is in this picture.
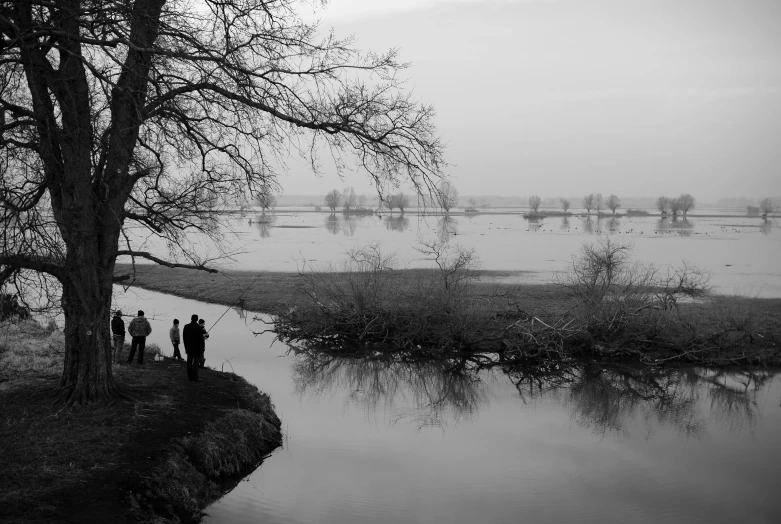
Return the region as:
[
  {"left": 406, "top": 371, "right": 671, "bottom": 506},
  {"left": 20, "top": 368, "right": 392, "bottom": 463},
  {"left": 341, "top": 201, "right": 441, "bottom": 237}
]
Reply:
[{"left": 0, "top": 0, "right": 444, "bottom": 404}]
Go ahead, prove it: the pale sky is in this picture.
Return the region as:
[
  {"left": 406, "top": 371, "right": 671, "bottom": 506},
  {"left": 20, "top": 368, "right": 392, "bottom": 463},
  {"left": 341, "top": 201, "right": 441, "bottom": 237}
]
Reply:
[{"left": 280, "top": 0, "right": 781, "bottom": 200}]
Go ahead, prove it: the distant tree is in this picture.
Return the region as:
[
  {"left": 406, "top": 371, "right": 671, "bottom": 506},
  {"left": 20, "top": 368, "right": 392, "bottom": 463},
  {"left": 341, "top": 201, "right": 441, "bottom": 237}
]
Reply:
[
  {"left": 393, "top": 193, "right": 411, "bottom": 214},
  {"left": 669, "top": 196, "right": 683, "bottom": 216},
  {"left": 560, "top": 198, "right": 571, "bottom": 213},
  {"left": 747, "top": 205, "right": 760, "bottom": 217},
  {"left": 606, "top": 194, "right": 621, "bottom": 215},
  {"left": 528, "top": 195, "right": 542, "bottom": 213},
  {"left": 255, "top": 190, "right": 278, "bottom": 212},
  {"left": 582, "top": 194, "right": 595, "bottom": 214},
  {"left": 678, "top": 193, "right": 695, "bottom": 216},
  {"left": 759, "top": 198, "right": 777, "bottom": 218},
  {"left": 324, "top": 190, "right": 341, "bottom": 213},
  {"left": 594, "top": 193, "right": 604, "bottom": 215},
  {"left": 356, "top": 194, "right": 368, "bottom": 210},
  {"left": 342, "top": 188, "right": 358, "bottom": 212},
  {"left": 656, "top": 196, "right": 670, "bottom": 216},
  {"left": 439, "top": 181, "right": 459, "bottom": 213}
]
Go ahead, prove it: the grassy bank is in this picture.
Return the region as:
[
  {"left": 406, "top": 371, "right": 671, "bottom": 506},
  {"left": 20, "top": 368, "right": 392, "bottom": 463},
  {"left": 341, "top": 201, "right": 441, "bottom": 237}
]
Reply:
[{"left": 0, "top": 319, "right": 282, "bottom": 524}]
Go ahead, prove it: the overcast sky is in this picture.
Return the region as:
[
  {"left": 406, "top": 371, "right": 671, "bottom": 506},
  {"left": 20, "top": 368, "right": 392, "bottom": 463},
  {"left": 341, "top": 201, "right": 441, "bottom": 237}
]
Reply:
[{"left": 281, "top": 0, "right": 781, "bottom": 201}]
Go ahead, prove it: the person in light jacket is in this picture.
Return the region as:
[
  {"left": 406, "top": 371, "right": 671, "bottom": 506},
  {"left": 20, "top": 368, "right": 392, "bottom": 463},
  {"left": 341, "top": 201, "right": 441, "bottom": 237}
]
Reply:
[
  {"left": 127, "top": 310, "right": 152, "bottom": 364},
  {"left": 169, "top": 319, "right": 183, "bottom": 361}
]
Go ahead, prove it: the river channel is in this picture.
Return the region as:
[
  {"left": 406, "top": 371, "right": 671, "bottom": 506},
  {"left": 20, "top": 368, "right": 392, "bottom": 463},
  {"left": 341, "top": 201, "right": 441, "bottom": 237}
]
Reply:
[{"left": 114, "top": 286, "right": 781, "bottom": 524}]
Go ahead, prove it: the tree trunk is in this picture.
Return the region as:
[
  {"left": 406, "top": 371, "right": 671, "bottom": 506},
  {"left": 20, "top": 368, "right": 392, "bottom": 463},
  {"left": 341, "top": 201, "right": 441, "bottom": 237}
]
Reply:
[{"left": 57, "top": 258, "right": 121, "bottom": 405}]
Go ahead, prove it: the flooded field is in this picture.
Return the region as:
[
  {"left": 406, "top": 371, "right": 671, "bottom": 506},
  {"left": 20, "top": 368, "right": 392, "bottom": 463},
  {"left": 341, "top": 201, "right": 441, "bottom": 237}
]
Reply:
[
  {"left": 128, "top": 210, "right": 781, "bottom": 296},
  {"left": 114, "top": 287, "right": 781, "bottom": 524}
]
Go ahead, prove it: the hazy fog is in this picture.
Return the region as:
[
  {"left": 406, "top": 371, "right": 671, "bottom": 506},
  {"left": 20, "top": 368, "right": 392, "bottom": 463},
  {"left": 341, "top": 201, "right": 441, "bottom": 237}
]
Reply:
[{"left": 280, "top": 0, "right": 781, "bottom": 200}]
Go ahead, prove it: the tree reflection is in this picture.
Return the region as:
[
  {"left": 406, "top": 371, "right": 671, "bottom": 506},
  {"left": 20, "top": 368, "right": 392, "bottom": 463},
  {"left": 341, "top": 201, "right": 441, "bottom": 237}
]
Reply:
[
  {"left": 504, "top": 364, "right": 770, "bottom": 437},
  {"left": 583, "top": 216, "right": 594, "bottom": 234},
  {"left": 759, "top": 221, "right": 774, "bottom": 236},
  {"left": 253, "top": 213, "right": 275, "bottom": 238},
  {"left": 560, "top": 216, "right": 570, "bottom": 231},
  {"left": 384, "top": 215, "right": 409, "bottom": 232},
  {"left": 437, "top": 215, "right": 458, "bottom": 243},
  {"left": 606, "top": 217, "right": 620, "bottom": 233},
  {"left": 324, "top": 214, "right": 340, "bottom": 235},
  {"left": 526, "top": 216, "right": 542, "bottom": 232},
  {"left": 291, "top": 352, "right": 487, "bottom": 428},
  {"left": 657, "top": 217, "right": 695, "bottom": 237},
  {"left": 291, "top": 348, "right": 774, "bottom": 436}
]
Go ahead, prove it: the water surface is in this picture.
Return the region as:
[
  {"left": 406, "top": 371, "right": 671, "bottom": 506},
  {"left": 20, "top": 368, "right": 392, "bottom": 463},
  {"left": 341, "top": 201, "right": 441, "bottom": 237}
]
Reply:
[
  {"left": 125, "top": 211, "right": 781, "bottom": 297},
  {"left": 114, "top": 287, "right": 781, "bottom": 524}
]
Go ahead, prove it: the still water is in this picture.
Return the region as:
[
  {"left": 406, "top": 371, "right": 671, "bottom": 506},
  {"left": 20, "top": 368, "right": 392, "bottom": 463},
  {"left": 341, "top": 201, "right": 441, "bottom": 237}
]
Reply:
[
  {"left": 115, "top": 286, "right": 781, "bottom": 524},
  {"left": 126, "top": 211, "right": 781, "bottom": 297}
]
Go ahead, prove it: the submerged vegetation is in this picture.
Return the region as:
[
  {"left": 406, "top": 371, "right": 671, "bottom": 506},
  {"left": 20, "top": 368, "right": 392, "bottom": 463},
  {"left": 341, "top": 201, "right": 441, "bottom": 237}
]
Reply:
[{"left": 274, "top": 238, "right": 779, "bottom": 367}]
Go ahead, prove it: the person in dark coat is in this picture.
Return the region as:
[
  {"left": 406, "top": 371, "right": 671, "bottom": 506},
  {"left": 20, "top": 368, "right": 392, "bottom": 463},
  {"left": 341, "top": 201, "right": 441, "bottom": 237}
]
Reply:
[
  {"left": 111, "top": 310, "right": 125, "bottom": 363},
  {"left": 182, "top": 314, "right": 205, "bottom": 381},
  {"left": 198, "top": 318, "right": 210, "bottom": 368}
]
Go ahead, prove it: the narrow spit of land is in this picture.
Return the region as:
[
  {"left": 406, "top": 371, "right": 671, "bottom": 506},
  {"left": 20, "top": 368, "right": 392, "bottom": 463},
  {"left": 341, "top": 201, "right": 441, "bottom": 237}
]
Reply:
[
  {"left": 115, "top": 263, "right": 781, "bottom": 365},
  {"left": 113, "top": 263, "right": 560, "bottom": 315},
  {"left": 0, "top": 321, "right": 282, "bottom": 524}
]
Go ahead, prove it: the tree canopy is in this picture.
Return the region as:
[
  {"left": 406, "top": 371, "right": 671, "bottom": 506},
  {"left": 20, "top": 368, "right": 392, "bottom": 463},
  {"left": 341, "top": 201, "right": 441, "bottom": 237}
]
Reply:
[{"left": 0, "top": 0, "right": 445, "bottom": 404}]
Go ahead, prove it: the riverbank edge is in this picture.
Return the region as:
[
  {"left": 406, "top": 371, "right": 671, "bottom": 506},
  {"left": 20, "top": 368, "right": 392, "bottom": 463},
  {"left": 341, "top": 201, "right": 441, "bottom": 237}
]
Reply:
[
  {"left": 128, "top": 372, "right": 283, "bottom": 524},
  {"left": 0, "top": 318, "right": 282, "bottom": 524}
]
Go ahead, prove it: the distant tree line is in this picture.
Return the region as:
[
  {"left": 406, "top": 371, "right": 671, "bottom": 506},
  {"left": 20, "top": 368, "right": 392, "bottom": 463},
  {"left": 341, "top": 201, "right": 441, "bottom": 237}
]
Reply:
[{"left": 656, "top": 194, "right": 695, "bottom": 217}]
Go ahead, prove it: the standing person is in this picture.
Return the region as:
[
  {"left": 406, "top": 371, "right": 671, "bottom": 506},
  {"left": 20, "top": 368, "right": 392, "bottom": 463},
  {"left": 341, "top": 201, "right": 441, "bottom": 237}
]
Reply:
[
  {"left": 198, "top": 318, "right": 210, "bottom": 368},
  {"left": 111, "top": 310, "right": 125, "bottom": 363},
  {"left": 183, "top": 314, "right": 205, "bottom": 381},
  {"left": 126, "top": 310, "right": 152, "bottom": 365},
  {"left": 169, "top": 319, "right": 183, "bottom": 361}
]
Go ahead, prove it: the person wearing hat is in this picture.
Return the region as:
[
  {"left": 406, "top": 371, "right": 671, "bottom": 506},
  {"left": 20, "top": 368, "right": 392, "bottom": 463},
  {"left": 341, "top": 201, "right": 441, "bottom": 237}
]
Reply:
[
  {"left": 111, "top": 310, "right": 126, "bottom": 363},
  {"left": 127, "top": 310, "right": 153, "bottom": 364}
]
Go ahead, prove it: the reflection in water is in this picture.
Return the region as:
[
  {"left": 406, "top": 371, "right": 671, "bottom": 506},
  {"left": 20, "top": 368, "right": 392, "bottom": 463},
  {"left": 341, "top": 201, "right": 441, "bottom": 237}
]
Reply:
[
  {"left": 323, "top": 214, "right": 362, "bottom": 236},
  {"left": 253, "top": 213, "right": 275, "bottom": 238},
  {"left": 606, "top": 217, "right": 620, "bottom": 233},
  {"left": 583, "top": 216, "right": 595, "bottom": 234},
  {"left": 560, "top": 216, "right": 570, "bottom": 231},
  {"left": 292, "top": 350, "right": 773, "bottom": 436},
  {"left": 292, "top": 352, "right": 487, "bottom": 428},
  {"left": 657, "top": 217, "right": 695, "bottom": 236},
  {"left": 384, "top": 215, "right": 409, "bottom": 232},
  {"left": 437, "top": 215, "right": 458, "bottom": 243},
  {"left": 760, "top": 220, "right": 774, "bottom": 236},
  {"left": 526, "top": 216, "right": 542, "bottom": 232},
  {"left": 324, "top": 214, "right": 340, "bottom": 235}
]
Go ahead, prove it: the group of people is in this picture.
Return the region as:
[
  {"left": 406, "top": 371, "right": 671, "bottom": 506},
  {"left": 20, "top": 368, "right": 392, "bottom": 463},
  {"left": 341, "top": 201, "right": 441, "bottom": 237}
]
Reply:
[
  {"left": 110, "top": 310, "right": 211, "bottom": 381},
  {"left": 169, "top": 314, "right": 210, "bottom": 381}
]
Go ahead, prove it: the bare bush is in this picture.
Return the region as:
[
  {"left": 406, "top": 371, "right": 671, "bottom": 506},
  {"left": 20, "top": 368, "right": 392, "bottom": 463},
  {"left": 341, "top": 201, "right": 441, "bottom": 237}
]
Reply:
[
  {"left": 555, "top": 237, "right": 711, "bottom": 343},
  {"left": 528, "top": 195, "right": 542, "bottom": 213},
  {"left": 275, "top": 241, "right": 486, "bottom": 352}
]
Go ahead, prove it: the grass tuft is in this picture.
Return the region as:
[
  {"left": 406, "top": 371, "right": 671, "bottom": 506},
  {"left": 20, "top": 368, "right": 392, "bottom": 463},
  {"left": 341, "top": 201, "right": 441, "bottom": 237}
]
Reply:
[{"left": 179, "top": 408, "right": 282, "bottom": 478}]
